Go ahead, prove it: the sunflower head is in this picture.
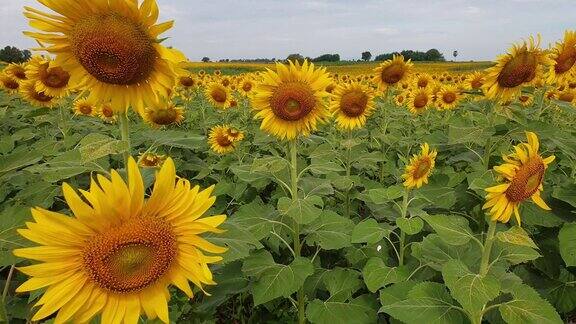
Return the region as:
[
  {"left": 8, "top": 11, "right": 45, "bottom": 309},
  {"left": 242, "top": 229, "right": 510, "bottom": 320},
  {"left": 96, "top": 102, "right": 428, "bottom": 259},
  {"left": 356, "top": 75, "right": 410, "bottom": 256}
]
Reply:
[
  {"left": 0, "top": 73, "right": 20, "bottom": 93},
  {"left": 205, "top": 83, "right": 231, "bottom": 109},
  {"left": 251, "top": 60, "right": 331, "bottom": 140},
  {"left": 547, "top": 30, "right": 576, "bottom": 84},
  {"left": 97, "top": 102, "right": 117, "bottom": 123},
  {"left": 73, "top": 97, "right": 97, "bottom": 116},
  {"left": 483, "top": 132, "right": 555, "bottom": 225},
  {"left": 517, "top": 94, "right": 534, "bottom": 107},
  {"left": 209, "top": 125, "right": 237, "bottom": 154},
  {"left": 464, "top": 71, "right": 485, "bottom": 90},
  {"left": 143, "top": 101, "right": 185, "bottom": 127},
  {"left": 179, "top": 75, "right": 196, "bottom": 88},
  {"left": 4, "top": 63, "right": 27, "bottom": 81},
  {"left": 330, "top": 82, "right": 375, "bottom": 130},
  {"left": 373, "top": 55, "right": 413, "bottom": 90},
  {"left": 435, "top": 85, "right": 461, "bottom": 110},
  {"left": 19, "top": 80, "right": 58, "bottom": 108},
  {"left": 138, "top": 152, "right": 167, "bottom": 168},
  {"left": 26, "top": 56, "right": 71, "bottom": 98},
  {"left": 226, "top": 126, "right": 245, "bottom": 142},
  {"left": 402, "top": 143, "right": 437, "bottom": 189},
  {"left": 407, "top": 88, "right": 432, "bottom": 115}
]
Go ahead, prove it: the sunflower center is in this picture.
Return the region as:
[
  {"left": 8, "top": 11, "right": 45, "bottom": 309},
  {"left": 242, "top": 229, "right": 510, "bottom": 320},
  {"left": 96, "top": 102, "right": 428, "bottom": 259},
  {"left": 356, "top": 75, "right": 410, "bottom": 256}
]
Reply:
[
  {"left": 471, "top": 78, "right": 483, "bottom": 89},
  {"left": 150, "top": 108, "right": 178, "bottom": 126},
  {"left": 33, "top": 90, "right": 54, "bottom": 103},
  {"left": 413, "top": 93, "right": 428, "bottom": 109},
  {"left": 101, "top": 105, "right": 114, "bottom": 118},
  {"left": 340, "top": 89, "right": 368, "bottom": 117},
  {"left": 558, "top": 91, "right": 575, "bottom": 102},
  {"left": 381, "top": 62, "right": 406, "bottom": 85},
  {"left": 497, "top": 51, "right": 537, "bottom": 88},
  {"left": 79, "top": 104, "right": 93, "bottom": 115},
  {"left": 417, "top": 78, "right": 428, "bottom": 88},
  {"left": 42, "top": 67, "right": 70, "bottom": 89},
  {"left": 505, "top": 158, "right": 545, "bottom": 202},
  {"left": 242, "top": 82, "right": 253, "bottom": 92},
  {"left": 554, "top": 48, "right": 576, "bottom": 74},
  {"left": 413, "top": 158, "right": 431, "bottom": 179},
  {"left": 12, "top": 68, "right": 26, "bottom": 80},
  {"left": 269, "top": 82, "right": 316, "bottom": 121},
  {"left": 211, "top": 88, "right": 228, "bottom": 103},
  {"left": 4, "top": 79, "right": 19, "bottom": 90},
  {"left": 70, "top": 14, "right": 156, "bottom": 85},
  {"left": 180, "top": 77, "right": 195, "bottom": 87},
  {"left": 216, "top": 134, "right": 233, "bottom": 147},
  {"left": 442, "top": 92, "right": 456, "bottom": 104},
  {"left": 519, "top": 95, "right": 530, "bottom": 103},
  {"left": 83, "top": 217, "right": 176, "bottom": 293}
]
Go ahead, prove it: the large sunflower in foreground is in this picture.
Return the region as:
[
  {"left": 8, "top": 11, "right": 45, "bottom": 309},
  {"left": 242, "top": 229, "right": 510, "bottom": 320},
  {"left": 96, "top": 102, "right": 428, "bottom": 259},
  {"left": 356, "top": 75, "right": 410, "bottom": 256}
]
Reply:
[
  {"left": 373, "top": 55, "right": 413, "bottom": 90},
  {"left": 483, "top": 132, "right": 555, "bottom": 225},
  {"left": 483, "top": 36, "right": 551, "bottom": 101},
  {"left": 329, "top": 82, "right": 375, "bottom": 130},
  {"left": 547, "top": 30, "right": 576, "bottom": 84},
  {"left": 14, "top": 157, "right": 227, "bottom": 323},
  {"left": 24, "top": 0, "right": 186, "bottom": 114},
  {"left": 402, "top": 143, "right": 437, "bottom": 189},
  {"left": 251, "top": 60, "right": 331, "bottom": 140}
]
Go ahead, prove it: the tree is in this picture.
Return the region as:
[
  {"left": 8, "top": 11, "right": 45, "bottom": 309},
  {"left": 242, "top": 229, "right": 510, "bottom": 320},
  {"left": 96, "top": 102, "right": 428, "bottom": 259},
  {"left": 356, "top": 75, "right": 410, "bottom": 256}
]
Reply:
[
  {"left": 361, "top": 51, "right": 372, "bottom": 61},
  {"left": 0, "top": 46, "right": 31, "bottom": 63},
  {"left": 425, "top": 49, "right": 445, "bottom": 61},
  {"left": 311, "top": 54, "right": 340, "bottom": 62},
  {"left": 286, "top": 53, "right": 305, "bottom": 64},
  {"left": 201, "top": 57, "right": 210, "bottom": 62}
]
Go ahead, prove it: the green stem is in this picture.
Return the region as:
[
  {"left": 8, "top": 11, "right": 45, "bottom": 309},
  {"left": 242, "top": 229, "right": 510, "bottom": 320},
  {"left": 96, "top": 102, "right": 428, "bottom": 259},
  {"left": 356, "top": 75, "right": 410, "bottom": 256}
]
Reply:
[
  {"left": 118, "top": 112, "right": 131, "bottom": 167},
  {"left": 0, "top": 264, "right": 15, "bottom": 322},
  {"left": 289, "top": 139, "right": 305, "bottom": 324},
  {"left": 398, "top": 189, "right": 410, "bottom": 266},
  {"left": 345, "top": 130, "right": 352, "bottom": 219},
  {"left": 480, "top": 221, "right": 497, "bottom": 276},
  {"left": 483, "top": 137, "right": 492, "bottom": 170}
]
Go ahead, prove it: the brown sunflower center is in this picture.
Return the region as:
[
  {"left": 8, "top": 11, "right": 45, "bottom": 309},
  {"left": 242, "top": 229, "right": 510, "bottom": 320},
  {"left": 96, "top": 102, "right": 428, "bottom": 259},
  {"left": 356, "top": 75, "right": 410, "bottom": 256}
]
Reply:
[
  {"left": 413, "top": 158, "right": 431, "bottom": 179},
  {"left": 141, "top": 154, "right": 160, "bottom": 167},
  {"left": 381, "top": 62, "right": 406, "bottom": 85},
  {"left": 83, "top": 217, "right": 176, "bottom": 293},
  {"left": 519, "top": 95, "right": 530, "bottom": 103},
  {"left": 505, "top": 158, "right": 545, "bottom": 202},
  {"left": 149, "top": 108, "right": 179, "bottom": 126},
  {"left": 242, "top": 82, "right": 253, "bottom": 92},
  {"left": 70, "top": 14, "right": 156, "bottom": 85},
  {"left": 269, "top": 82, "right": 316, "bottom": 121},
  {"left": 396, "top": 95, "right": 405, "bottom": 103},
  {"left": 497, "top": 50, "right": 538, "bottom": 88},
  {"left": 471, "top": 78, "right": 483, "bottom": 89},
  {"left": 210, "top": 87, "right": 228, "bottom": 103},
  {"left": 32, "top": 89, "right": 54, "bottom": 103},
  {"left": 413, "top": 93, "right": 429, "bottom": 109},
  {"left": 3, "top": 79, "right": 19, "bottom": 90},
  {"left": 558, "top": 91, "right": 575, "bottom": 102},
  {"left": 216, "top": 134, "right": 233, "bottom": 147},
  {"left": 11, "top": 67, "right": 26, "bottom": 80},
  {"left": 442, "top": 92, "right": 457, "bottom": 104},
  {"left": 339, "top": 89, "right": 369, "bottom": 117},
  {"left": 79, "top": 104, "right": 93, "bottom": 115},
  {"left": 101, "top": 105, "right": 114, "bottom": 118},
  {"left": 42, "top": 67, "right": 70, "bottom": 89},
  {"left": 180, "top": 76, "right": 195, "bottom": 87},
  {"left": 554, "top": 47, "right": 576, "bottom": 74},
  {"left": 417, "top": 78, "right": 429, "bottom": 88}
]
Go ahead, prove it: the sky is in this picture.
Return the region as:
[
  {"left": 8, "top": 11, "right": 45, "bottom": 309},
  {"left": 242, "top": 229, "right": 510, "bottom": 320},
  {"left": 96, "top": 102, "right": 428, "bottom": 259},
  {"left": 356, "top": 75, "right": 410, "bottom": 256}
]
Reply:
[{"left": 1, "top": 0, "right": 574, "bottom": 62}]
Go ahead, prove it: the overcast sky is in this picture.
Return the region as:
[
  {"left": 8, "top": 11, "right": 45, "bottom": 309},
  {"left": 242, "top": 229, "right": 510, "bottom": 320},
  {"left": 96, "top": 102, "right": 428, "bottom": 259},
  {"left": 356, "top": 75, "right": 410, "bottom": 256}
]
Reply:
[{"left": 1, "top": 0, "right": 574, "bottom": 61}]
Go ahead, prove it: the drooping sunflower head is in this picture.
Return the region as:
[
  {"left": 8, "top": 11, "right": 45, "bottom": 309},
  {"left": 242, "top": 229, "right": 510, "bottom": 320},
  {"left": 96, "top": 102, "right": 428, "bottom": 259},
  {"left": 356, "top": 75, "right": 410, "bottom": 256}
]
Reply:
[
  {"left": 483, "top": 132, "right": 555, "bottom": 225},
  {"left": 0, "top": 73, "right": 21, "bottom": 94},
  {"left": 435, "top": 85, "right": 461, "bottom": 110},
  {"left": 464, "top": 71, "right": 485, "bottom": 90},
  {"left": 143, "top": 101, "right": 185, "bottom": 127},
  {"left": 14, "top": 157, "right": 227, "bottom": 323},
  {"left": 402, "top": 143, "right": 437, "bottom": 189},
  {"left": 483, "top": 35, "right": 552, "bottom": 100},
  {"left": 407, "top": 88, "right": 432, "bottom": 115},
  {"left": 4, "top": 63, "right": 27, "bottom": 81},
  {"left": 25, "top": 56, "right": 71, "bottom": 98},
  {"left": 373, "top": 55, "right": 413, "bottom": 90},
  {"left": 73, "top": 97, "right": 97, "bottom": 116},
  {"left": 19, "top": 80, "right": 58, "bottom": 108},
  {"left": 251, "top": 60, "right": 332, "bottom": 140},
  {"left": 208, "top": 125, "right": 236, "bottom": 154},
  {"left": 547, "top": 30, "right": 576, "bottom": 84},
  {"left": 329, "top": 82, "right": 375, "bottom": 130},
  {"left": 24, "top": 0, "right": 186, "bottom": 114},
  {"left": 138, "top": 152, "right": 167, "bottom": 168},
  {"left": 205, "top": 83, "right": 231, "bottom": 109}
]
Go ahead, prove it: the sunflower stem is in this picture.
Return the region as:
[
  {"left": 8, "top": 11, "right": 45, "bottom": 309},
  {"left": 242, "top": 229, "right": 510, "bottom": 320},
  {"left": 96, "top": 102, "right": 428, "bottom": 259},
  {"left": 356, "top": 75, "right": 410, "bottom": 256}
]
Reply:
[
  {"left": 345, "top": 129, "right": 353, "bottom": 219},
  {"left": 398, "top": 189, "right": 410, "bottom": 266},
  {"left": 288, "top": 139, "right": 305, "bottom": 324},
  {"left": 480, "top": 220, "right": 497, "bottom": 276},
  {"left": 118, "top": 112, "right": 131, "bottom": 167}
]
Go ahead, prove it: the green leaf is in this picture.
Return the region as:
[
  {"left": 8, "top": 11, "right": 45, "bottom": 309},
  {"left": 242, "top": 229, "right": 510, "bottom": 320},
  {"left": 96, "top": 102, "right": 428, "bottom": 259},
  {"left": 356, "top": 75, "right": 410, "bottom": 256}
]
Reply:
[
  {"left": 306, "top": 295, "right": 378, "bottom": 324},
  {"left": 380, "top": 282, "right": 464, "bottom": 324},
  {"left": 142, "top": 129, "right": 204, "bottom": 150},
  {"left": 309, "top": 161, "right": 345, "bottom": 174},
  {"left": 78, "top": 133, "right": 128, "bottom": 163},
  {"left": 499, "top": 282, "right": 562, "bottom": 324},
  {"left": 362, "top": 257, "right": 408, "bottom": 292},
  {"left": 379, "top": 281, "right": 419, "bottom": 305},
  {"left": 300, "top": 177, "right": 334, "bottom": 196},
  {"left": 304, "top": 211, "right": 353, "bottom": 250},
  {"left": 368, "top": 185, "right": 404, "bottom": 204},
  {"left": 414, "top": 234, "right": 482, "bottom": 271},
  {"left": 521, "top": 203, "right": 563, "bottom": 227},
  {"left": 0, "top": 205, "right": 32, "bottom": 266},
  {"left": 231, "top": 199, "right": 278, "bottom": 241},
  {"left": 351, "top": 219, "right": 390, "bottom": 244},
  {"left": 559, "top": 223, "right": 576, "bottom": 267},
  {"left": 553, "top": 184, "right": 576, "bottom": 207},
  {"left": 493, "top": 241, "right": 540, "bottom": 265},
  {"left": 442, "top": 259, "right": 500, "bottom": 314},
  {"left": 414, "top": 186, "right": 456, "bottom": 209},
  {"left": 251, "top": 156, "right": 288, "bottom": 173},
  {"left": 496, "top": 226, "right": 538, "bottom": 249},
  {"left": 322, "top": 268, "right": 362, "bottom": 302},
  {"left": 278, "top": 195, "right": 323, "bottom": 225},
  {"left": 205, "top": 222, "right": 263, "bottom": 263},
  {"left": 421, "top": 214, "right": 475, "bottom": 245},
  {"left": 397, "top": 217, "right": 424, "bottom": 235},
  {"left": 247, "top": 254, "right": 314, "bottom": 306},
  {"left": 0, "top": 150, "right": 42, "bottom": 174}
]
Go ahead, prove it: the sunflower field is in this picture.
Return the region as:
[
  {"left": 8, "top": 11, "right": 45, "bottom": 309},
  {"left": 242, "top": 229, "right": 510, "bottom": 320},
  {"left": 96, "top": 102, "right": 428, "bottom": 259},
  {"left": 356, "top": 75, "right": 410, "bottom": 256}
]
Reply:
[{"left": 0, "top": 1, "right": 576, "bottom": 324}]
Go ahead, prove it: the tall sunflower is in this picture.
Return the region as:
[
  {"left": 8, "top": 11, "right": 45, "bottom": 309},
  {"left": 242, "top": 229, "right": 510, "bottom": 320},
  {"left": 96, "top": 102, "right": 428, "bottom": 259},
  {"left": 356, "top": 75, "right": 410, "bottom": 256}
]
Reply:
[
  {"left": 26, "top": 56, "right": 71, "bottom": 98},
  {"left": 14, "top": 157, "right": 227, "bottom": 323},
  {"left": 24, "top": 0, "right": 186, "bottom": 114},
  {"left": 483, "top": 132, "right": 555, "bottom": 225},
  {"left": 483, "top": 36, "right": 551, "bottom": 101},
  {"left": 329, "top": 82, "right": 375, "bottom": 130},
  {"left": 251, "top": 60, "right": 331, "bottom": 140},
  {"left": 464, "top": 71, "right": 485, "bottom": 91},
  {"left": 547, "top": 30, "right": 576, "bottom": 84},
  {"left": 402, "top": 143, "right": 437, "bottom": 189},
  {"left": 373, "top": 55, "right": 413, "bottom": 90}
]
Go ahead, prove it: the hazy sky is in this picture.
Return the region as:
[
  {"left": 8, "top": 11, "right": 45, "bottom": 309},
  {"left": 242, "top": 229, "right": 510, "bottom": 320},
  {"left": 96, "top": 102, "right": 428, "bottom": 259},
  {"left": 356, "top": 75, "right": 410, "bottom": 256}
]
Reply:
[{"left": 1, "top": 0, "right": 574, "bottom": 61}]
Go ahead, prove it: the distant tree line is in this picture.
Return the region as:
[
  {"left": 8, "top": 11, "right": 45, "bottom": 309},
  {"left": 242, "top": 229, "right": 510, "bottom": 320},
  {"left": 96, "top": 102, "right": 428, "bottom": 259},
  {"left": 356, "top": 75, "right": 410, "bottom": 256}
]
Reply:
[
  {"left": 0, "top": 46, "right": 31, "bottom": 63},
  {"left": 374, "top": 49, "right": 445, "bottom": 62}
]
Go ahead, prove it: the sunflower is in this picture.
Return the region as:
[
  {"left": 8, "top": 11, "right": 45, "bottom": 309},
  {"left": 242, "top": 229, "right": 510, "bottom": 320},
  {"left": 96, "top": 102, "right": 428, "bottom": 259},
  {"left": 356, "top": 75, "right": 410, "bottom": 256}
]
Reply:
[
  {"left": 143, "top": 101, "right": 185, "bottom": 127},
  {"left": 138, "top": 152, "right": 166, "bottom": 168},
  {"left": 205, "top": 83, "right": 231, "bottom": 109},
  {"left": 407, "top": 88, "right": 432, "bottom": 114},
  {"left": 329, "top": 82, "right": 375, "bottom": 130},
  {"left": 24, "top": 0, "right": 186, "bottom": 114},
  {"left": 14, "top": 157, "right": 227, "bottom": 323},
  {"left": 179, "top": 75, "right": 196, "bottom": 89},
  {"left": 483, "top": 35, "right": 551, "bottom": 101},
  {"left": 373, "top": 55, "right": 413, "bottom": 90},
  {"left": 412, "top": 73, "right": 433, "bottom": 89},
  {"left": 557, "top": 89, "right": 576, "bottom": 104},
  {"left": 435, "top": 85, "right": 461, "bottom": 110},
  {"left": 394, "top": 91, "right": 408, "bottom": 106},
  {"left": 251, "top": 60, "right": 331, "bottom": 140},
  {"left": 483, "top": 132, "right": 555, "bottom": 225},
  {"left": 517, "top": 94, "right": 534, "bottom": 107},
  {"left": 208, "top": 125, "right": 236, "bottom": 154},
  {"left": 464, "top": 71, "right": 485, "bottom": 91},
  {"left": 402, "top": 143, "right": 437, "bottom": 189},
  {"left": 240, "top": 79, "right": 254, "bottom": 96},
  {"left": 73, "top": 97, "right": 98, "bottom": 116},
  {"left": 0, "top": 73, "right": 21, "bottom": 93},
  {"left": 97, "top": 102, "right": 117, "bottom": 123},
  {"left": 226, "top": 127, "right": 245, "bottom": 142},
  {"left": 547, "top": 30, "right": 576, "bottom": 84},
  {"left": 19, "top": 80, "right": 58, "bottom": 108},
  {"left": 25, "top": 56, "right": 71, "bottom": 98},
  {"left": 4, "top": 63, "right": 27, "bottom": 81}
]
